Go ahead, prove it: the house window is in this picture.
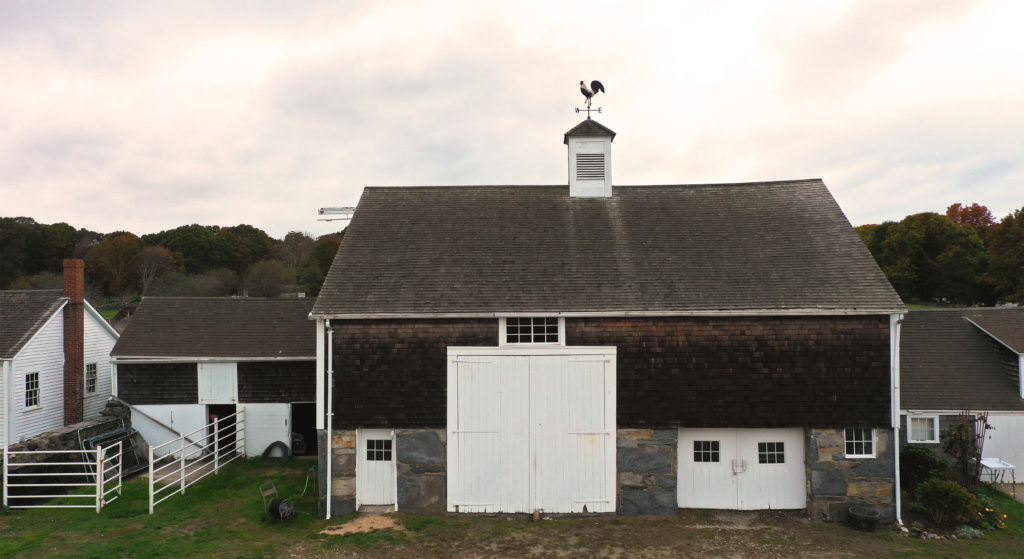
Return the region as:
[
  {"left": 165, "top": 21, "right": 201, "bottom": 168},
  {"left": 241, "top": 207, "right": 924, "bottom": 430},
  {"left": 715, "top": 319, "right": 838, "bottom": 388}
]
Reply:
[
  {"left": 908, "top": 416, "right": 939, "bottom": 443},
  {"left": 845, "top": 428, "right": 875, "bottom": 458},
  {"left": 758, "top": 441, "right": 785, "bottom": 464},
  {"left": 501, "top": 317, "right": 563, "bottom": 345},
  {"left": 85, "top": 363, "right": 98, "bottom": 394},
  {"left": 693, "top": 440, "right": 720, "bottom": 463},
  {"left": 366, "top": 439, "right": 392, "bottom": 461},
  {"left": 25, "top": 372, "right": 40, "bottom": 408}
]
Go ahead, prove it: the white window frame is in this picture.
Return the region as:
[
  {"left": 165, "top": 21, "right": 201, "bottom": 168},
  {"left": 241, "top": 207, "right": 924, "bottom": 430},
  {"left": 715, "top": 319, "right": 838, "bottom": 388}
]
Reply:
[
  {"left": 907, "top": 415, "right": 940, "bottom": 444},
  {"left": 498, "top": 317, "right": 565, "bottom": 346},
  {"left": 844, "top": 428, "right": 876, "bottom": 458},
  {"left": 25, "top": 371, "right": 41, "bottom": 409},
  {"left": 85, "top": 362, "right": 98, "bottom": 394}
]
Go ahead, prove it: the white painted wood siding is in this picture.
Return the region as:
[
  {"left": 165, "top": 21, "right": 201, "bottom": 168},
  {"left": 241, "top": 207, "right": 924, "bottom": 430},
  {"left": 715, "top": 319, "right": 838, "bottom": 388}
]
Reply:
[
  {"left": 678, "top": 428, "right": 806, "bottom": 510},
  {"left": 198, "top": 362, "right": 238, "bottom": 404},
  {"left": 12, "top": 312, "right": 65, "bottom": 442},
  {"left": 984, "top": 414, "right": 1024, "bottom": 475},
  {"left": 357, "top": 428, "right": 396, "bottom": 506},
  {"left": 1, "top": 362, "right": 8, "bottom": 446},
  {"left": 447, "top": 347, "right": 616, "bottom": 513},
  {"left": 132, "top": 404, "right": 206, "bottom": 458},
  {"left": 82, "top": 309, "right": 117, "bottom": 419},
  {"left": 240, "top": 403, "right": 290, "bottom": 458}
]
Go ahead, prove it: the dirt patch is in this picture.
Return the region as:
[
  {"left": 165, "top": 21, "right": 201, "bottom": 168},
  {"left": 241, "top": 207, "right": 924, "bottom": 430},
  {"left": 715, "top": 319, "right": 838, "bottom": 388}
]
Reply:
[{"left": 321, "top": 514, "right": 404, "bottom": 536}]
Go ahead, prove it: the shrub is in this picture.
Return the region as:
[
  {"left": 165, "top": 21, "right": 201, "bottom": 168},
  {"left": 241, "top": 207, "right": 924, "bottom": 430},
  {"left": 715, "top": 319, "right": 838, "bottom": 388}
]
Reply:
[
  {"left": 916, "top": 479, "right": 979, "bottom": 527},
  {"left": 975, "top": 490, "right": 1007, "bottom": 530},
  {"left": 900, "top": 445, "right": 949, "bottom": 491},
  {"left": 954, "top": 525, "right": 984, "bottom": 539}
]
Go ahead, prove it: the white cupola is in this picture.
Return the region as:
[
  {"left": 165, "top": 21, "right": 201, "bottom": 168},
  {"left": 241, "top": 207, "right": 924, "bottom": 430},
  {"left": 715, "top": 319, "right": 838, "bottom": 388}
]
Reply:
[{"left": 563, "top": 118, "right": 616, "bottom": 197}]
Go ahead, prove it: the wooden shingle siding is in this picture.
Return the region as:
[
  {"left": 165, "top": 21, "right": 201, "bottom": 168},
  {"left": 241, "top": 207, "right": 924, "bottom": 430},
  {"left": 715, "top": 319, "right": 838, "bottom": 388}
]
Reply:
[
  {"left": 237, "top": 361, "right": 316, "bottom": 403},
  {"left": 330, "top": 319, "right": 496, "bottom": 428},
  {"left": 118, "top": 363, "right": 198, "bottom": 404},
  {"left": 568, "top": 316, "right": 892, "bottom": 428}
]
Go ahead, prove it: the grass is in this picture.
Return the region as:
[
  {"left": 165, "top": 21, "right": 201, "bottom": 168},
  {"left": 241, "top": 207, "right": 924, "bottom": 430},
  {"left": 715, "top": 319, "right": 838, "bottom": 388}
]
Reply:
[
  {"left": 99, "top": 309, "right": 119, "bottom": 320},
  {"left": 2, "top": 461, "right": 1023, "bottom": 558}
]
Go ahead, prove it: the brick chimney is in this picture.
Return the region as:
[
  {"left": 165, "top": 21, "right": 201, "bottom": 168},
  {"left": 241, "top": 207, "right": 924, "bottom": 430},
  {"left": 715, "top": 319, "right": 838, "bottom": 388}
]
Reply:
[{"left": 63, "top": 258, "right": 85, "bottom": 425}]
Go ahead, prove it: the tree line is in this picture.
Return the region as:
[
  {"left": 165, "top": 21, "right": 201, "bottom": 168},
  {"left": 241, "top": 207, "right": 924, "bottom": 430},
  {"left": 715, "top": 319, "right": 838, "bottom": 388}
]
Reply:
[
  {"left": 0, "top": 218, "right": 343, "bottom": 301},
  {"left": 856, "top": 203, "right": 1024, "bottom": 305}
]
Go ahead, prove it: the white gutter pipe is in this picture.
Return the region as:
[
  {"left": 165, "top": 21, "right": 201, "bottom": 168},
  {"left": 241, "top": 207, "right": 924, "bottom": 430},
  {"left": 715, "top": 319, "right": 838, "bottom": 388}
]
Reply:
[
  {"left": 891, "top": 313, "right": 904, "bottom": 526},
  {"left": 325, "top": 320, "right": 334, "bottom": 520}
]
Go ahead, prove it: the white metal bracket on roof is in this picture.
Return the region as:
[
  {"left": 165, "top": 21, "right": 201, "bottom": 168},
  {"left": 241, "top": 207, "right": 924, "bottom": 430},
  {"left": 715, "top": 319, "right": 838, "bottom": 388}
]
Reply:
[{"left": 317, "top": 207, "right": 356, "bottom": 222}]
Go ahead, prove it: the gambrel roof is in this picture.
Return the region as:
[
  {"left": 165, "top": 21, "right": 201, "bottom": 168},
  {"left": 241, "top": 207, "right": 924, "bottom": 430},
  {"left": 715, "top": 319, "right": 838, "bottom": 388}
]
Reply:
[
  {"left": 111, "top": 297, "right": 316, "bottom": 360},
  {"left": 313, "top": 180, "right": 904, "bottom": 317},
  {"left": 901, "top": 308, "right": 1024, "bottom": 412},
  {"left": 0, "top": 290, "right": 67, "bottom": 359}
]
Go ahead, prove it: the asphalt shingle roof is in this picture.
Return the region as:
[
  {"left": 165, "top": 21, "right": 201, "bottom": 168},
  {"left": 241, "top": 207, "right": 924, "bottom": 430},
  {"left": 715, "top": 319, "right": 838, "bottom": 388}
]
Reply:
[
  {"left": 0, "top": 290, "right": 66, "bottom": 359},
  {"left": 111, "top": 297, "right": 316, "bottom": 359},
  {"left": 312, "top": 180, "right": 904, "bottom": 317},
  {"left": 964, "top": 309, "right": 1024, "bottom": 354},
  {"left": 900, "top": 308, "right": 1024, "bottom": 411}
]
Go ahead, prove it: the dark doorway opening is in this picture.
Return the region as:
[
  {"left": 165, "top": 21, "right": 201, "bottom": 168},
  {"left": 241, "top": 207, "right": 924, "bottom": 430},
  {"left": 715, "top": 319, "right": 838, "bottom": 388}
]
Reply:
[
  {"left": 291, "top": 402, "right": 317, "bottom": 456},
  {"left": 207, "top": 404, "right": 238, "bottom": 458}
]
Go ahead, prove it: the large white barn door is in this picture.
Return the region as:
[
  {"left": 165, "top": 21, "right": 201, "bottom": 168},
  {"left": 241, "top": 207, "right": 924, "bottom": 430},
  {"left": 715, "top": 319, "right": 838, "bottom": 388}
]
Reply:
[
  {"left": 239, "top": 403, "right": 290, "bottom": 458},
  {"left": 198, "top": 362, "right": 238, "bottom": 404},
  {"left": 447, "top": 347, "right": 616, "bottom": 514}
]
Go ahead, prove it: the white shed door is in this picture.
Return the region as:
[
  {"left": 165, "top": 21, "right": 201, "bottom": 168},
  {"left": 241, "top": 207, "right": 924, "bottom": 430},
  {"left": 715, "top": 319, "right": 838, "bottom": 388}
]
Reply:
[
  {"left": 678, "top": 428, "right": 806, "bottom": 510},
  {"left": 984, "top": 415, "right": 1024, "bottom": 474},
  {"left": 447, "top": 348, "right": 616, "bottom": 514},
  {"left": 198, "top": 363, "right": 238, "bottom": 404},
  {"left": 240, "top": 403, "right": 290, "bottom": 458},
  {"left": 357, "top": 428, "right": 396, "bottom": 506}
]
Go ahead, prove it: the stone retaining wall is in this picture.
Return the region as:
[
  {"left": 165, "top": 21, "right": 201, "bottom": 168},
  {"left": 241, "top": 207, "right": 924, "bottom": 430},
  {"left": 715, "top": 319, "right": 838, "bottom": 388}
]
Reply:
[
  {"left": 617, "top": 428, "right": 677, "bottom": 514},
  {"left": 396, "top": 429, "right": 446, "bottom": 513},
  {"left": 318, "top": 429, "right": 356, "bottom": 516},
  {"left": 806, "top": 428, "right": 896, "bottom": 522}
]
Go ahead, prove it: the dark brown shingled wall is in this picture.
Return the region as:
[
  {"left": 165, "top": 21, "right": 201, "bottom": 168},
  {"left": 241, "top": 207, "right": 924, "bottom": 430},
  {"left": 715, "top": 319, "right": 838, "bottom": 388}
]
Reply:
[
  {"left": 568, "top": 316, "right": 892, "bottom": 428},
  {"left": 117, "top": 363, "right": 198, "bottom": 404},
  {"left": 238, "top": 361, "right": 316, "bottom": 403},
  {"left": 329, "top": 319, "right": 496, "bottom": 428}
]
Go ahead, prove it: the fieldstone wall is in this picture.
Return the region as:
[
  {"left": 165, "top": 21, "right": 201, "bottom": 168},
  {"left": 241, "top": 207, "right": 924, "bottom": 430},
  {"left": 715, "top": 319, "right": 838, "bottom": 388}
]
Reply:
[
  {"left": 617, "top": 428, "right": 677, "bottom": 514},
  {"left": 396, "top": 429, "right": 446, "bottom": 514},
  {"left": 317, "top": 429, "right": 356, "bottom": 517},
  {"left": 806, "top": 428, "right": 896, "bottom": 523}
]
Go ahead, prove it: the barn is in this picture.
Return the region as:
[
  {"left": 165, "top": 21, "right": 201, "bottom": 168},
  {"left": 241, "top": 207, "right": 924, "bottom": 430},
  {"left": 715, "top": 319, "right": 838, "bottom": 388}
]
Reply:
[
  {"left": 310, "top": 119, "right": 906, "bottom": 521},
  {"left": 110, "top": 297, "right": 318, "bottom": 457}
]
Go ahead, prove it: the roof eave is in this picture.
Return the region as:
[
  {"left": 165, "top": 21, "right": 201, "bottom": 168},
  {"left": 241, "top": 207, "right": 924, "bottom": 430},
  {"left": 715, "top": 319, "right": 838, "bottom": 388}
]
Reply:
[{"left": 309, "top": 307, "right": 907, "bottom": 320}]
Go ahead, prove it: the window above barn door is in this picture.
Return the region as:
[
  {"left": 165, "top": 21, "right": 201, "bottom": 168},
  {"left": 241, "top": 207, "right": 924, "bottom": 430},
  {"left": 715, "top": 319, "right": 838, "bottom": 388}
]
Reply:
[{"left": 499, "top": 317, "right": 564, "bottom": 346}]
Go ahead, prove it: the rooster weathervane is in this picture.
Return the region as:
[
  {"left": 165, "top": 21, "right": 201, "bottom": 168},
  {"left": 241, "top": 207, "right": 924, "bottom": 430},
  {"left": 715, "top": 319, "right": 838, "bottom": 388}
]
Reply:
[{"left": 576, "top": 80, "right": 605, "bottom": 118}]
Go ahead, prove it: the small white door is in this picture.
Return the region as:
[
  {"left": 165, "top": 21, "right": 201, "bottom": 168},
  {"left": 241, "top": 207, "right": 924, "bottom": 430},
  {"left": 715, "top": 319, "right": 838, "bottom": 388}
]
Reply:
[
  {"left": 984, "top": 415, "right": 1024, "bottom": 475},
  {"left": 357, "top": 428, "right": 396, "bottom": 506},
  {"left": 678, "top": 428, "right": 806, "bottom": 510},
  {"left": 198, "top": 363, "right": 238, "bottom": 404},
  {"left": 240, "top": 403, "right": 290, "bottom": 458}
]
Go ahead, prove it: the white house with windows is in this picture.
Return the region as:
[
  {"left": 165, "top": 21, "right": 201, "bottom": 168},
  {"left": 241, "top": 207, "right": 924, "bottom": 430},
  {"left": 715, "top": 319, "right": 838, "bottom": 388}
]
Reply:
[{"left": 0, "top": 260, "right": 119, "bottom": 447}]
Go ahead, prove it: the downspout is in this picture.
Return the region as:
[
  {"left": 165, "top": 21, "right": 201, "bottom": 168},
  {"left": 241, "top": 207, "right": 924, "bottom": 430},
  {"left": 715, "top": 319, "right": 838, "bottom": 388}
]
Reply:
[
  {"left": 891, "top": 313, "right": 904, "bottom": 526},
  {"left": 325, "top": 319, "right": 334, "bottom": 520}
]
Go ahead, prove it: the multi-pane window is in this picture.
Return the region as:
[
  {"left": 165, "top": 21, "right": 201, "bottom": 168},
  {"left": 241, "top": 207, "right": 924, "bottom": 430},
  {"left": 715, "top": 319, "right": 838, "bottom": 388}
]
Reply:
[
  {"left": 505, "top": 317, "right": 560, "bottom": 344},
  {"left": 845, "top": 428, "right": 874, "bottom": 457},
  {"left": 758, "top": 441, "right": 785, "bottom": 464},
  {"left": 85, "top": 363, "right": 98, "bottom": 394},
  {"left": 366, "top": 439, "right": 392, "bottom": 461},
  {"left": 908, "top": 416, "right": 939, "bottom": 443},
  {"left": 25, "top": 372, "right": 40, "bottom": 408},
  {"left": 693, "top": 440, "right": 720, "bottom": 463}
]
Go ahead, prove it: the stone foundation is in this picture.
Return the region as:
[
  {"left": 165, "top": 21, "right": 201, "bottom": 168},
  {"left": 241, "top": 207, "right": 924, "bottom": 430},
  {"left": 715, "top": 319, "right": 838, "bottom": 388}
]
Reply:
[
  {"left": 396, "top": 429, "right": 446, "bottom": 513},
  {"left": 806, "top": 428, "right": 896, "bottom": 523},
  {"left": 318, "top": 429, "right": 356, "bottom": 517},
  {"left": 617, "top": 428, "right": 677, "bottom": 514}
]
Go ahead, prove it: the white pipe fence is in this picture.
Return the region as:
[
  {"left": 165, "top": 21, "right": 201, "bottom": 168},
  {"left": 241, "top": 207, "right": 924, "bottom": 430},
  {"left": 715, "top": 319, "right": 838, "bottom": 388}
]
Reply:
[
  {"left": 148, "top": 409, "right": 245, "bottom": 514},
  {"left": 2, "top": 441, "right": 123, "bottom": 512}
]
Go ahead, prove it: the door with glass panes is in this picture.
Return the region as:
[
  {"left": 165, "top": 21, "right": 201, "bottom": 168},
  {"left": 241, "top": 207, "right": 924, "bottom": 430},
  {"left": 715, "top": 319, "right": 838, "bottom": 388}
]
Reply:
[{"left": 357, "top": 429, "right": 395, "bottom": 506}]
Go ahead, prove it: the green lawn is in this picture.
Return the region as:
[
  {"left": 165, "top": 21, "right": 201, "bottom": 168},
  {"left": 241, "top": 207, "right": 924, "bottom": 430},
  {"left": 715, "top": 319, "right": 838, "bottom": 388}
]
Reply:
[{"left": 2, "top": 459, "right": 1023, "bottom": 558}]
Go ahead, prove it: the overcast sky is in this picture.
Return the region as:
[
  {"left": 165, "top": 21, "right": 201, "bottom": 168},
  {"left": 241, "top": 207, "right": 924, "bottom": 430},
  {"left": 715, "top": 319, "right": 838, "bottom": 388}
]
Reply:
[{"left": 2, "top": 0, "right": 1022, "bottom": 239}]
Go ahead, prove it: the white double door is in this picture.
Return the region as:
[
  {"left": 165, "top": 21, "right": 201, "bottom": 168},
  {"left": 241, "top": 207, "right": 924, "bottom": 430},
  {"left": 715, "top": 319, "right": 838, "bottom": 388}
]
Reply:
[
  {"left": 447, "top": 347, "right": 617, "bottom": 513},
  {"left": 678, "top": 428, "right": 806, "bottom": 510}
]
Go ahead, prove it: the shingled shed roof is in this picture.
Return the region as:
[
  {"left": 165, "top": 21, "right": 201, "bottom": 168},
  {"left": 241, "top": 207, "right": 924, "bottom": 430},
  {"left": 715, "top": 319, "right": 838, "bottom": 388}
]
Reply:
[
  {"left": 563, "top": 119, "right": 616, "bottom": 143},
  {"left": 112, "top": 297, "right": 316, "bottom": 359},
  {"left": 901, "top": 308, "right": 1024, "bottom": 412},
  {"left": 312, "top": 180, "right": 904, "bottom": 317},
  {"left": 964, "top": 308, "right": 1024, "bottom": 353},
  {"left": 0, "top": 290, "right": 67, "bottom": 359}
]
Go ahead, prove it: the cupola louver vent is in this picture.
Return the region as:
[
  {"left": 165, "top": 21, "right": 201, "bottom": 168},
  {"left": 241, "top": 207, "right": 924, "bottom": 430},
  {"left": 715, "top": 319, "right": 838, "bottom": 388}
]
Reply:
[{"left": 575, "top": 153, "right": 605, "bottom": 181}]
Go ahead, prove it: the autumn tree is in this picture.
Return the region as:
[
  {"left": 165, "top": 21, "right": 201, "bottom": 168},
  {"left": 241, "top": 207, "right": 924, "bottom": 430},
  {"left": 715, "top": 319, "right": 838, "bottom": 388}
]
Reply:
[
  {"left": 135, "top": 245, "right": 178, "bottom": 295},
  {"left": 85, "top": 231, "right": 144, "bottom": 295},
  {"left": 945, "top": 203, "right": 996, "bottom": 232},
  {"left": 981, "top": 207, "right": 1024, "bottom": 303},
  {"left": 276, "top": 231, "right": 315, "bottom": 274}
]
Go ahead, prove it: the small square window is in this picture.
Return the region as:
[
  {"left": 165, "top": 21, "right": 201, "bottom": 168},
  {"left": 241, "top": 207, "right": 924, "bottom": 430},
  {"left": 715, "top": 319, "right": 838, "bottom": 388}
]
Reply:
[
  {"left": 845, "top": 428, "right": 875, "bottom": 458},
  {"left": 85, "top": 363, "right": 98, "bottom": 394},
  {"left": 908, "top": 416, "right": 939, "bottom": 443},
  {"left": 694, "top": 440, "right": 720, "bottom": 463},
  {"left": 366, "top": 439, "right": 392, "bottom": 461},
  {"left": 758, "top": 441, "right": 785, "bottom": 464},
  {"left": 25, "top": 372, "right": 40, "bottom": 408}
]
